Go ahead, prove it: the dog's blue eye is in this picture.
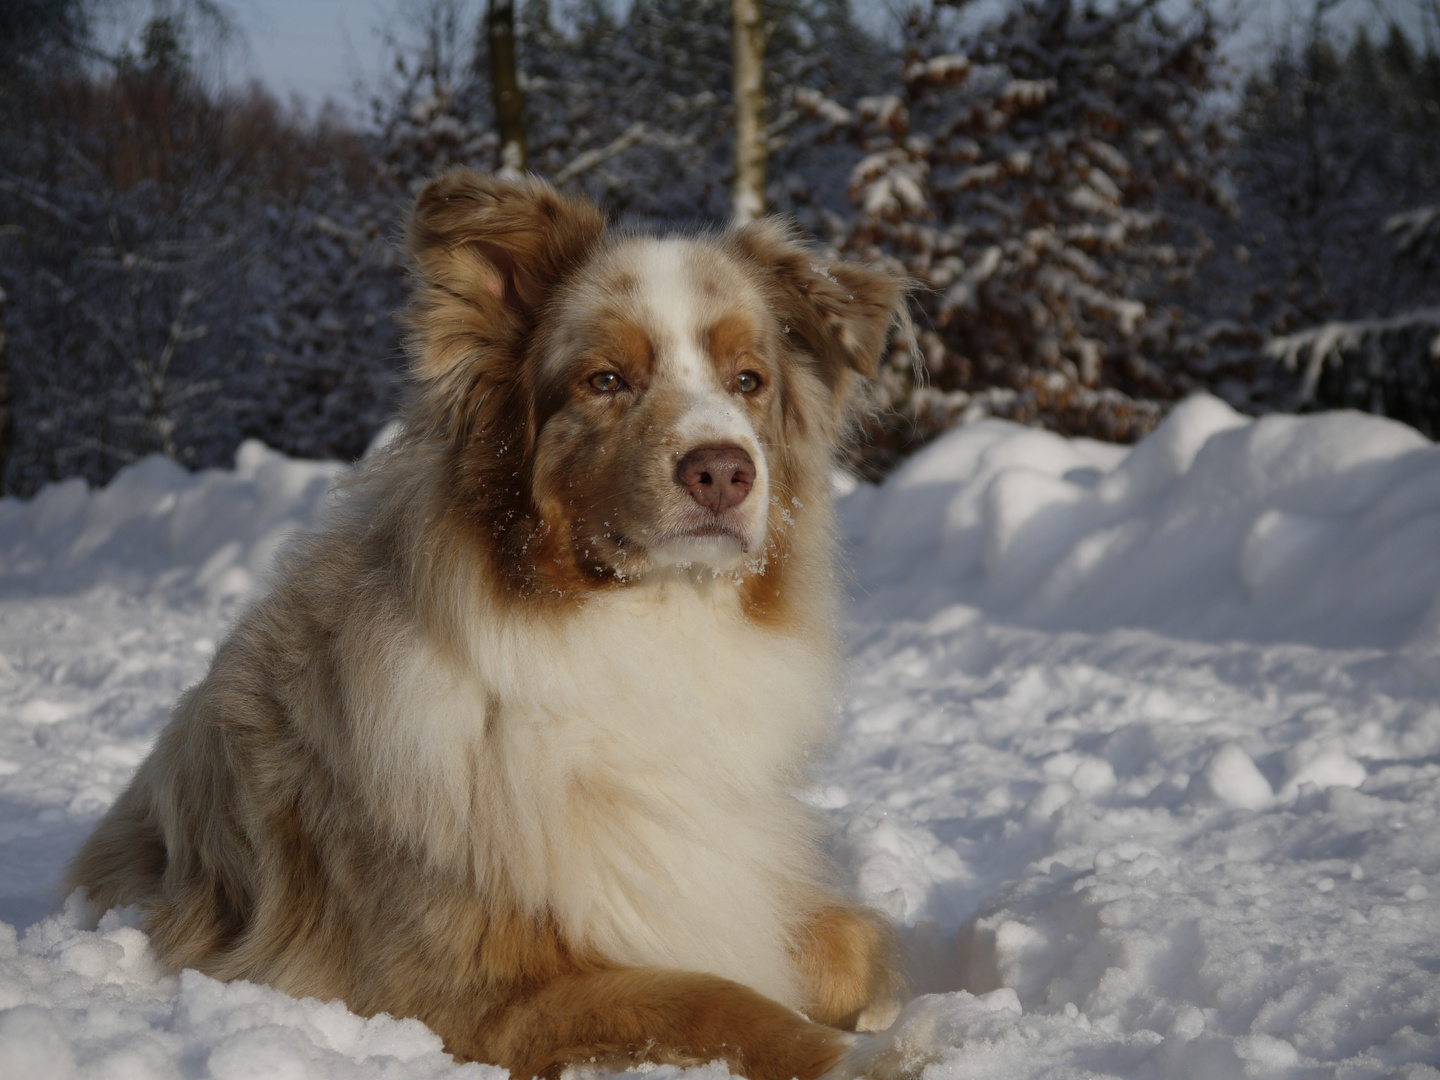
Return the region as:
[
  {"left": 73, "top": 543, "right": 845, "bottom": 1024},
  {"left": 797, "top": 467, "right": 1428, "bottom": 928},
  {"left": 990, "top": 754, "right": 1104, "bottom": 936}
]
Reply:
[
  {"left": 590, "top": 372, "right": 625, "bottom": 392},
  {"left": 733, "top": 371, "right": 761, "bottom": 394}
]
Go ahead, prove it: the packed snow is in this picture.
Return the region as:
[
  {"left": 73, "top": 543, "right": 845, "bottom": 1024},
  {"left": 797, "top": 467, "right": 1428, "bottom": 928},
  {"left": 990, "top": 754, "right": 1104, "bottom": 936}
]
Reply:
[{"left": 2, "top": 394, "right": 1438, "bottom": 1079}]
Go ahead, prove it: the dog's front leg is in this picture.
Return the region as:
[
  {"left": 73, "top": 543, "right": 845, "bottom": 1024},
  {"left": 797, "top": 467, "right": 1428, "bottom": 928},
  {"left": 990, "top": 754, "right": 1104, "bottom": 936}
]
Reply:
[
  {"left": 463, "top": 966, "right": 853, "bottom": 1080},
  {"left": 792, "top": 903, "right": 904, "bottom": 1031}
]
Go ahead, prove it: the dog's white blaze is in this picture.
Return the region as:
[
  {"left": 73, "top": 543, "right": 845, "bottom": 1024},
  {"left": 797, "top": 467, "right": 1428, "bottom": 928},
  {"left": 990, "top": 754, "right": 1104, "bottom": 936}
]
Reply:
[
  {"left": 372, "top": 576, "right": 836, "bottom": 1010},
  {"left": 634, "top": 240, "right": 771, "bottom": 558}
]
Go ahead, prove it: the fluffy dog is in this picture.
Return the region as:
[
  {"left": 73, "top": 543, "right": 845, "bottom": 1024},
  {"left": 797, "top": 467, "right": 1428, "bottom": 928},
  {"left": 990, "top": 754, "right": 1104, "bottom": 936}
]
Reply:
[{"left": 68, "top": 171, "right": 913, "bottom": 1080}]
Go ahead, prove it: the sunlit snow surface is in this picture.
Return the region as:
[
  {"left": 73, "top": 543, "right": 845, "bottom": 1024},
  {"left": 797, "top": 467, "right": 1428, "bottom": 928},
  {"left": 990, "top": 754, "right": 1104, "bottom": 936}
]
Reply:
[{"left": 2, "top": 396, "right": 1438, "bottom": 1079}]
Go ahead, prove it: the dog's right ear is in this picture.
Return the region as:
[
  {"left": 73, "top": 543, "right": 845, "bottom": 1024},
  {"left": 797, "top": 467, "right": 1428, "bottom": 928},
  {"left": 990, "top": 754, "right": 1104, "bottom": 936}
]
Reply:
[{"left": 405, "top": 170, "right": 606, "bottom": 382}]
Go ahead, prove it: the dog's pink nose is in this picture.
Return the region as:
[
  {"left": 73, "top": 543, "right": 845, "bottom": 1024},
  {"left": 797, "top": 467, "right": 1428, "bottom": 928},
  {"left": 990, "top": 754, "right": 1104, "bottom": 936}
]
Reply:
[{"left": 676, "top": 446, "right": 755, "bottom": 514}]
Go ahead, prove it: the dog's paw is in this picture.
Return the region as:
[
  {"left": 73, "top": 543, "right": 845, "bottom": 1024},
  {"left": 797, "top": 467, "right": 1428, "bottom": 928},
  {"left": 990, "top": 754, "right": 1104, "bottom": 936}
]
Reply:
[
  {"left": 852, "top": 995, "right": 902, "bottom": 1033},
  {"left": 821, "top": 995, "right": 958, "bottom": 1080}
]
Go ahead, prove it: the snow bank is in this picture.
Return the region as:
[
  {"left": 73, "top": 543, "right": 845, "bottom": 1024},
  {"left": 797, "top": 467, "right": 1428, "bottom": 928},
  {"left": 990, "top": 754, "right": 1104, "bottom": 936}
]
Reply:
[
  {"left": 832, "top": 609, "right": 1440, "bottom": 1078},
  {"left": 2, "top": 396, "right": 1438, "bottom": 1079},
  {"left": 845, "top": 394, "right": 1440, "bottom": 648},
  {"left": 0, "top": 440, "right": 343, "bottom": 605},
  {"left": 0, "top": 899, "right": 498, "bottom": 1080}
]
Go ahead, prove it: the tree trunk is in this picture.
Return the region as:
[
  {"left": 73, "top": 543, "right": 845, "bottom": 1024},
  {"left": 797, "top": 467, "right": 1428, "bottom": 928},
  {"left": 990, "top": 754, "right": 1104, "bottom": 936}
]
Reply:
[
  {"left": 487, "top": 0, "right": 528, "bottom": 177},
  {"left": 0, "top": 286, "right": 11, "bottom": 493},
  {"left": 731, "top": 0, "right": 766, "bottom": 225}
]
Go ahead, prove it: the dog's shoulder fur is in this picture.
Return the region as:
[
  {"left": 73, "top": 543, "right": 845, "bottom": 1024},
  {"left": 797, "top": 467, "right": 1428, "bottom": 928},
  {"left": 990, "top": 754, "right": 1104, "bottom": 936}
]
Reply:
[{"left": 68, "top": 171, "right": 912, "bottom": 1080}]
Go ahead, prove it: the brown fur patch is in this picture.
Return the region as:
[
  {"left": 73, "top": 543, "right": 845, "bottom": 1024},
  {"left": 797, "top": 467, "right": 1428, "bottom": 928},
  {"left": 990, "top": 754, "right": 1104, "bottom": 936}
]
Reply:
[
  {"left": 704, "top": 312, "right": 761, "bottom": 378},
  {"left": 478, "top": 969, "right": 851, "bottom": 1080},
  {"left": 725, "top": 220, "right": 908, "bottom": 414},
  {"left": 794, "top": 904, "right": 903, "bottom": 1030}
]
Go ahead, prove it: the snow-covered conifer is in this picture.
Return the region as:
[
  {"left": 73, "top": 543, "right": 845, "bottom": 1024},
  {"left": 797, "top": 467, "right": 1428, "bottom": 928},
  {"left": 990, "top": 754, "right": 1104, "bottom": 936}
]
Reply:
[{"left": 818, "top": 0, "right": 1225, "bottom": 474}]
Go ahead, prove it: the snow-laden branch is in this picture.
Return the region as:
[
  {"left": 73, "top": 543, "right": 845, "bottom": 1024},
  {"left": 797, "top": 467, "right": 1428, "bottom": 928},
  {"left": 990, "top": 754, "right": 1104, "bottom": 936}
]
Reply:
[
  {"left": 551, "top": 122, "right": 648, "bottom": 188},
  {"left": 1266, "top": 308, "right": 1440, "bottom": 401},
  {"left": 1387, "top": 206, "right": 1440, "bottom": 269}
]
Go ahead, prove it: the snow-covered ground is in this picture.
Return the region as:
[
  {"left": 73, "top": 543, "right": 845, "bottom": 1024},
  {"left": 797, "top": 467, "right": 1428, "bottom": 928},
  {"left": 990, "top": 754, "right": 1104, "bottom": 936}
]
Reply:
[{"left": 2, "top": 395, "right": 1438, "bottom": 1079}]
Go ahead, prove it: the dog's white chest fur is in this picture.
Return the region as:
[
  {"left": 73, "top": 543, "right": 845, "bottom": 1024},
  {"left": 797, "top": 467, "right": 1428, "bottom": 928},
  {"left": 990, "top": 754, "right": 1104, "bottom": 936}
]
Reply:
[{"left": 368, "top": 573, "right": 837, "bottom": 1008}]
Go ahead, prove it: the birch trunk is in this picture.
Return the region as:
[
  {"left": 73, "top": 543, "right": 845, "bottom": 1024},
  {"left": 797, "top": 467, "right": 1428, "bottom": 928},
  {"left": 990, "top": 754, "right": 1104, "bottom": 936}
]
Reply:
[
  {"left": 487, "top": 0, "right": 528, "bottom": 177},
  {"left": 731, "top": 0, "right": 766, "bottom": 225}
]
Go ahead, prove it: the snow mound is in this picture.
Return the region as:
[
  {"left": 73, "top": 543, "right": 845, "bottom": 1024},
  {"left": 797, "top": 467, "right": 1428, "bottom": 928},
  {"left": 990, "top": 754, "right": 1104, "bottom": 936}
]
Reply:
[
  {"left": 0, "top": 898, "right": 498, "bottom": 1080},
  {"left": 0, "top": 440, "right": 343, "bottom": 605},
  {"left": 1, "top": 396, "right": 1439, "bottom": 1079},
  {"left": 845, "top": 394, "right": 1440, "bottom": 647}
]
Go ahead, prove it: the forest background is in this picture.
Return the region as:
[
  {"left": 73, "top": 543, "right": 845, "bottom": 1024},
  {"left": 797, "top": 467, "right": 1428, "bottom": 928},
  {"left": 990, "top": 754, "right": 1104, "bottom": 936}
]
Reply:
[{"left": 1, "top": 0, "right": 1438, "bottom": 495}]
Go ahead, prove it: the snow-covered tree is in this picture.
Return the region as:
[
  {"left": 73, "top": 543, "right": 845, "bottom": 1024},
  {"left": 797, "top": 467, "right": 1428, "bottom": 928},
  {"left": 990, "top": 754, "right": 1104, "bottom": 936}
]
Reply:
[
  {"left": 1192, "top": 21, "right": 1440, "bottom": 424},
  {"left": 1266, "top": 204, "right": 1440, "bottom": 434},
  {"left": 372, "top": 0, "right": 892, "bottom": 228},
  {"left": 0, "top": 17, "right": 407, "bottom": 494},
  {"left": 0, "top": 0, "right": 91, "bottom": 70},
  {"left": 813, "top": 0, "right": 1225, "bottom": 474}
]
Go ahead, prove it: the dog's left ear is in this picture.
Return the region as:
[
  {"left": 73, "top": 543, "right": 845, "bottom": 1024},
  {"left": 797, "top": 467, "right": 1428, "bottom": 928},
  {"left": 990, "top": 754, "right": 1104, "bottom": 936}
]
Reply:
[
  {"left": 726, "top": 220, "right": 908, "bottom": 385},
  {"left": 405, "top": 170, "right": 606, "bottom": 382}
]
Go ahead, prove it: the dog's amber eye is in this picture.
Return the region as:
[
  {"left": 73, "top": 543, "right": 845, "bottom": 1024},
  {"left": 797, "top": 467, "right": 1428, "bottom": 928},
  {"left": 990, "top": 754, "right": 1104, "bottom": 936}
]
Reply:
[
  {"left": 733, "top": 371, "right": 762, "bottom": 394},
  {"left": 589, "top": 371, "right": 626, "bottom": 393}
]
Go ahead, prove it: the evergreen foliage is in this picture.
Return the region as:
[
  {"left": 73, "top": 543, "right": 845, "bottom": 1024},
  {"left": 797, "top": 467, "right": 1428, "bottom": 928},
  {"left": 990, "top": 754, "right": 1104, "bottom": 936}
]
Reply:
[
  {"left": 825, "top": 0, "right": 1225, "bottom": 472},
  {"left": 0, "top": 29, "right": 404, "bottom": 494},
  {"left": 1198, "top": 24, "right": 1440, "bottom": 431}
]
